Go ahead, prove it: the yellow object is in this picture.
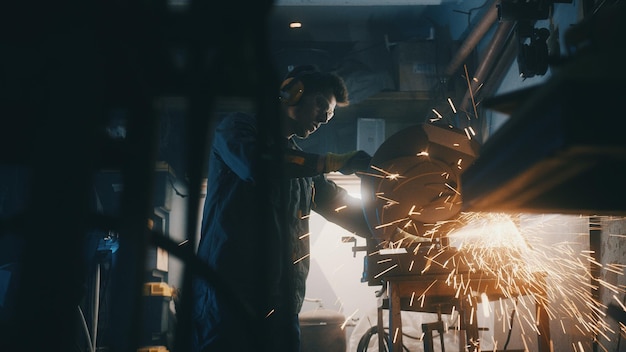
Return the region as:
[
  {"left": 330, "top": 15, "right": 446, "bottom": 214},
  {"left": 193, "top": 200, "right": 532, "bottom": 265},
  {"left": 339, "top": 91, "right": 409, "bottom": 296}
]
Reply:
[
  {"left": 143, "top": 282, "right": 172, "bottom": 297},
  {"left": 285, "top": 154, "right": 306, "bottom": 166},
  {"left": 137, "top": 346, "right": 169, "bottom": 352},
  {"left": 279, "top": 77, "right": 305, "bottom": 105}
]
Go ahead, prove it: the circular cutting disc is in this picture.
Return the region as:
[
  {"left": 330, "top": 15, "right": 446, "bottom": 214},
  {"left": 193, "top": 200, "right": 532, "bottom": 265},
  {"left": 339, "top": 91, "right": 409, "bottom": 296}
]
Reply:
[
  {"left": 360, "top": 123, "right": 479, "bottom": 242},
  {"left": 363, "top": 156, "right": 462, "bottom": 239}
]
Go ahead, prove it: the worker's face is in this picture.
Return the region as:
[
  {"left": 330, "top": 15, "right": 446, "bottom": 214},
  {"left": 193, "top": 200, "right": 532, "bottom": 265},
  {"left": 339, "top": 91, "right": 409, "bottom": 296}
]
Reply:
[{"left": 289, "top": 92, "right": 336, "bottom": 139}]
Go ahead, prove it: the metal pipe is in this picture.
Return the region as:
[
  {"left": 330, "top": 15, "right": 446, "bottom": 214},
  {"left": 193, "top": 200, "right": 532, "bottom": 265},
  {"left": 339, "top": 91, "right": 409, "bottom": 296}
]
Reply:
[
  {"left": 476, "top": 29, "right": 518, "bottom": 99},
  {"left": 589, "top": 217, "right": 602, "bottom": 352},
  {"left": 460, "top": 20, "right": 516, "bottom": 113},
  {"left": 444, "top": 0, "right": 500, "bottom": 78},
  {"left": 476, "top": 35, "right": 518, "bottom": 140}
]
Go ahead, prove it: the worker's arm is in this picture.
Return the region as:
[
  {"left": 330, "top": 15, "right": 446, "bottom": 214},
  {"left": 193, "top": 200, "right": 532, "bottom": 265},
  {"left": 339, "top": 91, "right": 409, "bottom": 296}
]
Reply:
[
  {"left": 214, "top": 112, "right": 371, "bottom": 181},
  {"left": 311, "top": 174, "right": 373, "bottom": 239},
  {"left": 283, "top": 148, "right": 372, "bottom": 178}
]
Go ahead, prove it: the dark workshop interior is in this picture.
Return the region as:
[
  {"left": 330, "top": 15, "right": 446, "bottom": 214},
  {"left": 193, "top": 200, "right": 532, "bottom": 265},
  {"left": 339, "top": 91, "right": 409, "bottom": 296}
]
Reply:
[{"left": 1, "top": 0, "right": 626, "bottom": 351}]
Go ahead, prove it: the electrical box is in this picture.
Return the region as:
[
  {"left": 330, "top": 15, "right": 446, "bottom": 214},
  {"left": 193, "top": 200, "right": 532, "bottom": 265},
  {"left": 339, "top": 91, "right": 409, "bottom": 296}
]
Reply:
[
  {"left": 393, "top": 40, "right": 443, "bottom": 92},
  {"left": 357, "top": 118, "right": 385, "bottom": 156}
]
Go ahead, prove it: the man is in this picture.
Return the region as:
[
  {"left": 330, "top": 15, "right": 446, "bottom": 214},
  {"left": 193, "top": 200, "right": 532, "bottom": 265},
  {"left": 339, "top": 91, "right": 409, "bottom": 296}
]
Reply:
[{"left": 192, "top": 65, "right": 373, "bottom": 351}]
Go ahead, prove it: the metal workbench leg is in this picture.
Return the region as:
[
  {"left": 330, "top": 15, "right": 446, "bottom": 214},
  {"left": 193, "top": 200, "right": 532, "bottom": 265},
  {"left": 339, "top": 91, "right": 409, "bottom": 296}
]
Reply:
[
  {"left": 460, "top": 306, "right": 480, "bottom": 352},
  {"left": 537, "top": 299, "right": 551, "bottom": 352},
  {"left": 378, "top": 304, "right": 385, "bottom": 351},
  {"left": 388, "top": 281, "right": 403, "bottom": 351},
  {"left": 422, "top": 320, "right": 447, "bottom": 352}
]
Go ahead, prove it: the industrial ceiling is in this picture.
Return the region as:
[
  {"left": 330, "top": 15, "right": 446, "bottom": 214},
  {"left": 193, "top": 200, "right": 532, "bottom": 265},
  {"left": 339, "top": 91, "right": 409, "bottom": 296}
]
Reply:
[{"left": 264, "top": 0, "right": 496, "bottom": 155}]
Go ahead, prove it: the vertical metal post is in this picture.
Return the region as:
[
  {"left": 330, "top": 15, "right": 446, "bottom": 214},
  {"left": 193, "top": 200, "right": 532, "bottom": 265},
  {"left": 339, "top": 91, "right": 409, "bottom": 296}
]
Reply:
[
  {"left": 388, "top": 281, "right": 403, "bottom": 351},
  {"left": 2, "top": 2, "right": 104, "bottom": 349},
  {"left": 171, "top": 1, "right": 216, "bottom": 349},
  {"left": 589, "top": 216, "right": 602, "bottom": 352},
  {"left": 172, "top": 1, "right": 278, "bottom": 351},
  {"left": 378, "top": 303, "right": 386, "bottom": 351}
]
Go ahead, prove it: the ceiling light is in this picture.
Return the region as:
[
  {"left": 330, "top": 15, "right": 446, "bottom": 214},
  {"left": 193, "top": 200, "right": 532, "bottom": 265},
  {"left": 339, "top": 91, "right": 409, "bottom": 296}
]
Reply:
[{"left": 289, "top": 22, "right": 302, "bottom": 29}]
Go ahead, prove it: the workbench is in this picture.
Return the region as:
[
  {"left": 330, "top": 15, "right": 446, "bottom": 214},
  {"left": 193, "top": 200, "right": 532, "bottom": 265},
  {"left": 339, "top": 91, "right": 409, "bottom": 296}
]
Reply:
[{"left": 376, "top": 274, "right": 550, "bottom": 352}]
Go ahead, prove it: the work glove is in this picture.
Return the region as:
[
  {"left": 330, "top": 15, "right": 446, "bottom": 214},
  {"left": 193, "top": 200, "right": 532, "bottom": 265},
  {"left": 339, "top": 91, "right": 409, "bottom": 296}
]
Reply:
[{"left": 324, "top": 150, "right": 372, "bottom": 175}]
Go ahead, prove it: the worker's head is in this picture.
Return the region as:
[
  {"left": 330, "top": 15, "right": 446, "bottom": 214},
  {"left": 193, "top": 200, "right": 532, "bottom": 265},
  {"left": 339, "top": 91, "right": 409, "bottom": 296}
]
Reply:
[{"left": 279, "top": 65, "right": 349, "bottom": 139}]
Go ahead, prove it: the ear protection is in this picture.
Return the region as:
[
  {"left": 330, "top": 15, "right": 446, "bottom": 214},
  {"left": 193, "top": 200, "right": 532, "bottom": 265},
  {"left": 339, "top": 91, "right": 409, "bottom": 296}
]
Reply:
[{"left": 279, "top": 76, "right": 305, "bottom": 106}]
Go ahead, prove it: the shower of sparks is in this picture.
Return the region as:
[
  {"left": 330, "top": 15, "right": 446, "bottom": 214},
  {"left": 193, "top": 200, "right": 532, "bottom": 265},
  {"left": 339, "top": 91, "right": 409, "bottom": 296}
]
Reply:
[
  {"left": 432, "top": 109, "right": 443, "bottom": 120},
  {"left": 377, "top": 194, "right": 400, "bottom": 209},
  {"left": 464, "top": 127, "right": 472, "bottom": 140},
  {"left": 375, "top": 217, "right": 409, "bottom": 230},
  {"left": 386, "top": 173, "right": 401, "bottom": 180},
  {"left": 448, "top": 97, "right": 457, "bottom": 113},
  {"left": 464, "top": 64, "right": 480, "bottom": 120},
  {"left": 417, "top": 151, "right": 430, "bottom": 157},
  {"left": 334, "top": 205, "right": 347, "bottom": 212},
  {"left": 371, "top": 164, "right": 392, "bottom": 175},
  {"left": 475, "top": 83, "right": 485, "bottom": 96},
  {"left": 410, "top": 291, "right": 416, "bottom": 306},
  {"left": 408, "top": 205, "right": 422, "bottom": 216},
  {"left": 368, "top": 164, "right": 404, "bottom": 181},
  {"left": 341, "top": 309, "right": 359, "bottom": 330},
  {"left": 299, "top": 233, "right": 310, "bottom": 239},
  {"left": 444, "top": 183, "right": 461, "bottom": 195},
  {"left": 393, "top": 212, "right": 626, "bottom": 351},
  {"left": 613, "top": 295, "right": 626, "bottom": 311},
  {"left": 481, "top": 293, "right": 490, "bottom": 317},
  {"left": 418, "top": 280, "right": 438, "bottom": 304},
  {"left": 352, "top": 147, "right": 622, "bottom": 351},
  {"left": 374, "top": 263, "right": 399, "bottom": 279},
  {"left": 293, "top": 253, "right": 310, "bottom": 264},
  {"left": 358, "top": 171, "right": 390, "bottom": 178},
  {"left": 265, "top": 309, "right": 275, "bottom": 318}
]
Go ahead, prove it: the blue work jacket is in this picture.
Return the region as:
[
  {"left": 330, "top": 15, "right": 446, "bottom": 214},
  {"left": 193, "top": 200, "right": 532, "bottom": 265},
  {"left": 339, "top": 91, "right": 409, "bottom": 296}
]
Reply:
[{"left": 192, "top": 112, "right": 371, "bottom": 350}]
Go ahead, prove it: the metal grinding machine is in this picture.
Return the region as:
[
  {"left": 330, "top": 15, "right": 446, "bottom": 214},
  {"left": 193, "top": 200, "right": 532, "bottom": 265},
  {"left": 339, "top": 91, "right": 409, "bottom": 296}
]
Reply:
[
  {"left": 354, "top": 123, "right": 549, "bottom": 352},
  {"left": 361, "top": 122, "right": 479, "bottom": 245}
]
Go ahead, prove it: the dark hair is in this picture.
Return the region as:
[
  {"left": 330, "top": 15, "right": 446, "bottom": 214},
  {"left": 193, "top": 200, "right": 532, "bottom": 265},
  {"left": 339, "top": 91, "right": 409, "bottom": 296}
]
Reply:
[{"left": 283, "top": 65, "right": 349, "bottom": 107}]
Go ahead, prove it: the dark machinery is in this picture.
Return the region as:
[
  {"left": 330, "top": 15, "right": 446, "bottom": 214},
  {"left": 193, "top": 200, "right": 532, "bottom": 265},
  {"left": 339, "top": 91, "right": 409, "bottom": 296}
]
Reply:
[
  {"left": 353, "top": 123, "right": 548, "bottom": 352},
  {"left": 497, "top": 0, "right": 573, "bottom": 78},
  {"left": 357, "top": 123, "right": 484, "bottom": 351},
  {"left": 360, "top": 123, "right": 480, "bottom": 244}
]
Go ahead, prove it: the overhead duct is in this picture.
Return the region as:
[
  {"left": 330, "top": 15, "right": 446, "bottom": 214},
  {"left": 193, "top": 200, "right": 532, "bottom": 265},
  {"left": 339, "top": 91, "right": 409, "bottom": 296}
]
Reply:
[
  {"left": 459, "top": 20, "right": 516, "bottom": 113},
  {"left": 471, "top": 29, "right": 518, "bottom": 110},
  {"left": 443, "top": 0, "right": 499, "bottom": 78},
  {"left": 460, "top": 6, "right": 626, "bottom": 216}
]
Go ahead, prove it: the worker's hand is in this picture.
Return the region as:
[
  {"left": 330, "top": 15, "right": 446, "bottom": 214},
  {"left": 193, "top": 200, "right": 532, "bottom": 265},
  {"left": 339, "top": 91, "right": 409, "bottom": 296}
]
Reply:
[{"left": 324, "top": 150, "right": 372, "bottom": 175}]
